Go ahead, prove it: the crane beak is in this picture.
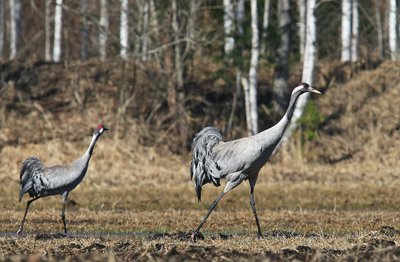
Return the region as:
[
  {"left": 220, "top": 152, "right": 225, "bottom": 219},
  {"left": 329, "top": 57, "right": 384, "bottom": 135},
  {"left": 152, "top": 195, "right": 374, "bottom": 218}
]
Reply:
[
  {"left": 103, "top": 126, "right": 110, "bottom": 131},
  {"left": 308, "top": 86, "right": 322, "bottom": 94}
]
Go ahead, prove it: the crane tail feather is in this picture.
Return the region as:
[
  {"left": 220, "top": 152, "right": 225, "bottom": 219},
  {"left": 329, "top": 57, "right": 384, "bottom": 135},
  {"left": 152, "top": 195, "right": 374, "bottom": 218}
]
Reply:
[
  {"left": 190, "top": 127, "right": 223, "bottom": 202},
  {"left": 19, "top": 157, "right": 44, "bottom": 201}
]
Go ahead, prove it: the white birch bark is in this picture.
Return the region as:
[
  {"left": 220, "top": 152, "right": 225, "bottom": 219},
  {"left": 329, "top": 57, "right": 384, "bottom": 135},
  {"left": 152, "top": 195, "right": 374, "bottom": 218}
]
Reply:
[
  {"left": 248, "top": 0, "right": 259, "bottom": 135},
  {"left": 281, "top": 0, "right": 316, "bottom": 144},
  {"left": 0, "top": 0, "right": 4, "bottom": 60},
  {"left": 388, "top": 0, "right": 398, "bottom": 60},
  {"left": 351, "top": 0, "right": 358, "bottom": 61},
  {"left": 297, "top": 0, "right": 306, "bottom": 59},
  {"left": 375, "top": 0, "right": 384, "bottom": 59},
  {"left": 9, "top": 0, "right": 21, "bottom": 59},
  {"left": 341, "top": 0, "right": 351, "bottom": 62},
  {"left": 273, "top": 0, "right": 291, "bottom": 115},
  {"left": 241, "top": 77, "right": 252, "bottom": 136},
  {"left": 149, "top": 0, "right": 159, "bottom": 41},
  {"left": 223, "top": 0, "right": 234, "bottom": 54},
  {"left": 236, "top": 0, "right": 245, "bottom": 36},
  {"left": 99, "top": 0, "right": 109, "bottom": 61},
  {"left": 172, "top": 0, "right": 183, "bottom": 89},
  {"left": 81, "top": 0, "right": 88, "bottom": 60},
  {"left": 141, "top": 0, "right": 149, "bottom": 61},
  {"left": 187, "top": 0, "right": 198, "bottom": 52},
  {"left": 260, "top": 0, "right": 270, "bottom": 54},
  {"left": 53, "top": 0, "right": 63, "bottom": 62},
  {"left": 120, "top": 0, "right": 129, "bottom": 60},
  {"left": 45, "top": 0, "right": 52, "bottom": 61}
]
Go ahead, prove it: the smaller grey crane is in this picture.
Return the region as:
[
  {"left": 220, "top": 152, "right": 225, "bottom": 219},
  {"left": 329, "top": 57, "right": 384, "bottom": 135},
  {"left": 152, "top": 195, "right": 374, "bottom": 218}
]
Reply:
[
  {"left": 17, "top": 124, "right": 109, "bottom": 235},
  {"left": 190, "top": 83, "right": 321, "bottom": 240}
]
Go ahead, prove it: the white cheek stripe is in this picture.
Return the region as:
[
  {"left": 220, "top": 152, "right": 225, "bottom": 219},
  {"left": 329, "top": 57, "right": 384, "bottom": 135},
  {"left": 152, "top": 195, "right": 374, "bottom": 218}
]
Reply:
[{"left": 292, "top": 85, "right": 303, "bottom": 94}]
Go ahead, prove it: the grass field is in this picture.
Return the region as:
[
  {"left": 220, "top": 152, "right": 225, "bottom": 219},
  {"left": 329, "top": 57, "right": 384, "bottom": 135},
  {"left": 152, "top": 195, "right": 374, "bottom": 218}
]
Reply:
[{"left": 1, "top": 139, "right": 400, "bottom": 261}]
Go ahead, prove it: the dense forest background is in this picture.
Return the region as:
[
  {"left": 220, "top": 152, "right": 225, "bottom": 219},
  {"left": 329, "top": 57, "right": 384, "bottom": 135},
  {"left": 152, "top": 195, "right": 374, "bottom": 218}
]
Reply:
[{"left": 0, "top": 0, "right": 399, "bottom": 154}]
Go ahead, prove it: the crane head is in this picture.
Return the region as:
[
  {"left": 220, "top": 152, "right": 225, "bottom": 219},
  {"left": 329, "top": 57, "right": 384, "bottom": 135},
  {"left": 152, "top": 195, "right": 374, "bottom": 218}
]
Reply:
[
  {"left": 95, "top": 124, "right": 110, "bottom": 135},
  {"left": 293, "top": 82, "right": 321, "bottom": 95}
]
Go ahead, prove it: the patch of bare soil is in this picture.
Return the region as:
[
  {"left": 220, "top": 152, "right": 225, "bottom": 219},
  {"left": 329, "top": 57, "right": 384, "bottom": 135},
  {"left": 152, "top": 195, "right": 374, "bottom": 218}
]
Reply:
[{"left": 2, "top": 232, "right": 400, "bottom": 261}]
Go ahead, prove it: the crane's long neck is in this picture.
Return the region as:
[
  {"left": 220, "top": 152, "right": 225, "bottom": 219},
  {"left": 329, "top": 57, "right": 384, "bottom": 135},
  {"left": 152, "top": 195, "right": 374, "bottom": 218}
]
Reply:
[
  {"left": 85, "top": 133, "right": 100, "bottom": 158},
  {"left": 256, "top": 91, "right": 304, "bottom": 145}
]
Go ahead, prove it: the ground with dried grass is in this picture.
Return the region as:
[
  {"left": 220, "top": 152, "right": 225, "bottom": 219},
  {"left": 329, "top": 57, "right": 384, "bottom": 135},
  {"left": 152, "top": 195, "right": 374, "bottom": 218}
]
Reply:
[{"left": 0, "top": 61, "right": 399, "bottom": 261}]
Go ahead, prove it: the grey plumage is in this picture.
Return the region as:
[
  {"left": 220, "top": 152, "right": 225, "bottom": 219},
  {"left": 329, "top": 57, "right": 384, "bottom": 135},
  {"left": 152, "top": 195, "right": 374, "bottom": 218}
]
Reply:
[
  {"left": 190, "top": 126, "right": 223, "bottom": 202},
  {"left": 190, "top": 83, "right": 321, "bottom": 241},
  {"left": 17, "top": 124, "right": 109, "bottom": 235}
]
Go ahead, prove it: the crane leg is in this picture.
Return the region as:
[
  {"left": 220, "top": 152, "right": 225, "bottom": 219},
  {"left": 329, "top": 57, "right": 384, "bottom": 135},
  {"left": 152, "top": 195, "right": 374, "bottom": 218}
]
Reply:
[
  {"left": 191, "top": 192, "right": 225, "bottom": 241},
  {"left": 17, "top": 197, "right": 41, "bottom": 235},
  {"left": 250, "top": 187, "right": 263, "bottom": 239},
  {"left": 61, "top": 192, "right": 69, "bottom": 234}
]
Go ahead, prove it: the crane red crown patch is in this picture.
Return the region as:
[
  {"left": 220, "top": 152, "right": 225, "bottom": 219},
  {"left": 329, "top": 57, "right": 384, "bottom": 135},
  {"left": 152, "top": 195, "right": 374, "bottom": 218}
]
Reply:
[{"left": 97, "top": 124, "right": 104, "bottom": 130}]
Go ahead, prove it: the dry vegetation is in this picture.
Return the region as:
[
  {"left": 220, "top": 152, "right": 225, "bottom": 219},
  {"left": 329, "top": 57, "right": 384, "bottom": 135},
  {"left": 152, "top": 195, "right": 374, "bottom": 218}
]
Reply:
[{"left": 0, "top": 60, "right": 399, "bottom": 260}]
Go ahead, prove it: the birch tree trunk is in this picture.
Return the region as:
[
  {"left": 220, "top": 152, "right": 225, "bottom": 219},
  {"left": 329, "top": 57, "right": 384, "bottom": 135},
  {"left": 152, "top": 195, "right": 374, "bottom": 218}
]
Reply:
[
  {"left": 223, "top": 0, "right": 234, "bottom": 54},
  {"left": 388, "top": 0, "right": 398, "bottom": 60},
  {"left": 272, "top": 0, "right": 291, "bottom": 115},
  {"left": 120, "top": 0, "right": 129, "bottom": 60},
  {"left": 236, "top": 0, "right": 245, "bottom": 36},
  {"left": 297, "top": 0, "right": 306, "bottom": 59},
  {"left": 341, "top": 0, "right": 351, "bottom": 62},
  {"left": 53, "top": 0, "right": 63, "bottom": 62},
  {"left": 141, "top": 0, "right": 149, "bottom": 61},
  {"left": 281, "top": 0, "right": 316, "bottom": 145},
  {"left": 45, "top": 0, "right": 52, "bottom": 61},
  {"left": 81, "top": 0, "right": 88, "bottom": 61},
  {"left": 187, "top": 0, "right": 197, "bottom": 51},
  {"left": 99, "top": 0, "right": 108, "bottom": 61},
  {"left": 351, "top": 0, "right": 358, "bottom": 62},
  {"left": 0, "top": 0, "right": 4, "bottom": 60},
  {"left": 241, "top": 77, "right": 253, "bottom": 136},
  {"left": 9, "top": 0, "right": 21, "bottom": 59},
  {"left": 171, "top": 0, "right": 187, "bottom": 151},
  {"left": 375, "top": 0, "right": 384, "bottom": 59},
  {"left": 260, "top": 0, "right": 270, "bottom": 55},
  {"left": 248, "top": 0, "right": 259, "bottom": 135}
]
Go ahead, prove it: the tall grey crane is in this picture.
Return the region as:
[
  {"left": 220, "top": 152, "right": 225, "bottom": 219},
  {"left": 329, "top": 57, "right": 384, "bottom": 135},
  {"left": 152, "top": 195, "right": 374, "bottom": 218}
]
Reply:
[
  {"left": 17, "top": 124, "right": 109, "bottom": 235},
  {"left": 190, "top": 83, "right": 321, "bottom": 240}
]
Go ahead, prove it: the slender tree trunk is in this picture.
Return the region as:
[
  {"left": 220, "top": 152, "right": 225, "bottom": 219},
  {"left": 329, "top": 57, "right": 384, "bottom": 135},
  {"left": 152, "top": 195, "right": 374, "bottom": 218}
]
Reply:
[
  {"left": 187, "top": 0, "right": 197, "bottom": 51},
  {"left": 341, "top": 0, "right": 351, "bottom": 61},
  {"left": 223, "top": 0, "right": 234, "bottom": 54},
  {"left": 388, "top": 0, "right": 398, "bottom": 60},
  {"left": 0, "top": 0, "right": 4, "bottom": 60},
  {"left": 9, "top": 0, "right": 21, "bottom": 59},
  {"left": 273, "top": 0, "right": 291, "bottom": 115},
  {"left": 53, "top": 0, "right": 63, "bottom": 62},
  {"left": 351, "top": 0, "right": 358, "bottom": 62},
  {"left": 133, "top": 1, "right": 143, "bottom": 58},
  {"left": 99, "top": 0, "right": 108, "bottom": 61},
  {"left": 248, "top": 0, "right": 259, "bottom": 135},
  {"left": 81, "top": 0, "right": 88, "bottom": 61},
  {"left": 375, "top": 0, "right": 384, "bottom": 59},
  {"left": 120, "top": 0, "right": 129, "bottom": 60},
  {"left": 260, "top": 0, "right": 271, "bottom": 55},
  {"left": 297, "top": 0, "right": 306, "bottom": 59},
  {"left": 141, "top": 0, "right": 149, "bottom": 61},
  {"left": 236, "top": 0, "right": 245, "bottom": 36},
  {"left": 242, "top": 77, "right": 252, "bottom": 137},
  {"left": 149, "top": 0, "right": 159, "bottom": 46},
  {"left": 45, "top": 0, "right": 52, "bottom": 61},
  {"left": 282, "top": 0, "right": 316, "bottom": 144},
  {"left": 172, "top": 0, "right": 187, "bottom": 150}
]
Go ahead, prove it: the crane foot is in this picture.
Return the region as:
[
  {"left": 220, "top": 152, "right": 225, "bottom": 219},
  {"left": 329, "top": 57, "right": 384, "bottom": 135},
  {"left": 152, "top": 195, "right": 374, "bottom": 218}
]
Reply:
[
  {"left": 16, "top": 227, "right": 23, "bottom": 236},
  {"left": 191, "top": 231, "right": 205, "bottom": 241}
]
